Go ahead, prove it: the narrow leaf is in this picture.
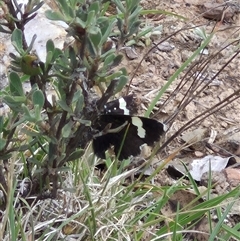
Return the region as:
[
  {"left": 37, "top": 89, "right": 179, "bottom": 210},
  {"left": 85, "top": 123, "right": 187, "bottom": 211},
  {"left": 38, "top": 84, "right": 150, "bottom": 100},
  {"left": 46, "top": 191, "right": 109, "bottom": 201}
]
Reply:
[
  {"left": 11, "top": 29, "right": 24, "bottom": 54},
  {"left": 9, "top": 72, "right": 24, "bottom": 96},
  {"left": 32, "top": 90, "right": 45, "bottom": 109}
]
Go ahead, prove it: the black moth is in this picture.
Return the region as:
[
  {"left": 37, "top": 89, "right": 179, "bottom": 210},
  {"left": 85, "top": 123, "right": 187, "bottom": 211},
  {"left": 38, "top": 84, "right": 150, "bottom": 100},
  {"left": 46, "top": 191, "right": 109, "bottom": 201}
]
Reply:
[{"left": 92, "top": 95, "right": 166, "bottom": 160}]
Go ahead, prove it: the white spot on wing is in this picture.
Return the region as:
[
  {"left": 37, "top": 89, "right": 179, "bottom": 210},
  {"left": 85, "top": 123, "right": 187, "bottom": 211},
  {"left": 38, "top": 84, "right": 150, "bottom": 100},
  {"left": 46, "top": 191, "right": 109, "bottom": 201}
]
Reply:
[
  {"left": 131, "top": 117, "right": 146, "bottom": 138},
  {"left": 119, "top": 97, "right": 129, "bottom": 115}
]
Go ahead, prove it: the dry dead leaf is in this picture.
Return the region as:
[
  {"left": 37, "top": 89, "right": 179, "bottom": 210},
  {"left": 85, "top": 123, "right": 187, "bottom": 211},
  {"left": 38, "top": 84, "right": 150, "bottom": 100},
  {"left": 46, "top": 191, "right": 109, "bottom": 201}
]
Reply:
[
  {"left": 124, "top": 47, "right": 138, "bottom": 60},
  {"left": 189, "top": 155, "right": 236, "bottom": 181},
  {"left": 181, "top": 128, "right": 206, "bottom": 145},
  {"left": 161, "top": 189, "right": 203, "bottom": 217}
]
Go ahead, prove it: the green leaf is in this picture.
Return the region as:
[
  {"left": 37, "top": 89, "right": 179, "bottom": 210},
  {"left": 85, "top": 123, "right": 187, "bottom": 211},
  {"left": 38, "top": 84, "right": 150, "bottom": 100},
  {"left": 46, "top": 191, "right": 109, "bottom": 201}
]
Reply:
[
  {"left": 11, "top": 29, "right": 24, "bottom": 54},
  {"left": 65, "top": 150, "right": 84, "bottom": 162},
  {"left": 46, "top": 39, "right": 55, "bottom": 53},
  {"left": 69, "top": 0, "right": 78, "bottom": 8},
  {"left": 11, "top": 116, "right": 26, "bottom": 129},
  {"left": 3, "top": 96, "right": 26, "bottom": 109},
  {"left": 105, "top": 71, "right": 123, "bottom": 81},
  {"left": 0, "top": 138, "right": 6, "bottom": 151},
  {"left": 52, "top": 48, "right": 63, "bottom": 61},
  {"left": 100, "top": 1, "right": 110, "bottom": 16},
  {"left": 58, "top": 100, "right": 73, "bottom": 113},
  {"left": 98, "top": 16, "right": 109, "bottom": 31},
  {"left": 77, "top": 119, "right": 91, "bottom": 126},
  {"left": 114, "top": 75, "right": 128, "bottom": 94},
  {"left": 56, "top": 79, "right": 66, "bottom": 99},
  {"left": 194, "top": 27, "right": 208, "bottom": 40},
  {"left": 33, "top": 104, "right": 42, "bottom": 121},
  {"left": 22, "top": 105, "right": 35, "bottom": 122},
  {"left": 9, "top": 72, "right": 24, "bottom": 96},
  {"left": 100, "top": 18, "right": 116, "bottom": 46},
  {"left": 125, "top": 39, "right": 137, "bottom": 47},
  {"left": 32, "top": 90, "right": 45, "bottom": 109},
  {"left": 89, "top": 30, "right": 102, "bottom": 49},
  {"left": 113, "top": 0, "right": 126, "bottom": 13},
  {"left": 89, "top": 1, "right": 100, "bottom": 14},
  {"left": 45, "top": 51, "right": 53, "bottom": 68},
  {"left": 45, "top": 10, "right": 66, "bottom": 22},
  {"left": 0, "top": 153, "right": 12, "bottom": 160},
  {"left": 87, "top": 26, "right": 99, "bottom": 35},
  {"left": 73, "top": 89, "right": 83, "bottom": 105},
  {"left": 74, "top": 94, "right": 84, "bottom": 114},
  {"left": 87, "top": 36, "right": 97, "bottom": 56},
  {"left": 26, "top": 34, "right": 37, "bottom": 54},
  {"left": 58, "top": 0, "right": 74, "bottom": 18},
  {"left": 75, "top": 17, "right": 86, "bottom": 29},
  {"left": 100, "top": 48, "right": 115, "bottom": 59},
  {"left": 128, "top": 5, "right": 141, "bottom": 23},
  {"left": 116, "top": 18, "right": 123, "bottom": 33},
  {"left": 137, "top": 26, "right": 154, "bottom": 38},
  {"left": 97, "top": 71, "right": 123, "bottom": 83},
  {"left": 62, "top": 121, "right": 73, "bottom": 138},
  {"left": 68, "top": 46, "right": 77, "bottom": 68},
  {"left": 0, "top": 116, "right": 3, "bottom": 132},
  {"left": 112, "top": 55, "right": 123, "bottom": 68},
  {"left": 103, "top": 53, "right": 116, "bottom": 67},
  {"left": 128, "top": 0, "right": 141, "bottom": 13},
  {"left": 127, "top": 20, "right": 141, "bottom": 37},
  {"left": 86, "top": 10, "right": 96, "bottom": 27},
  {"left": 55, "top": 53, "right": 71, "bottom": 72},
  {"left": 97, "top": 16, "right": 109, "bottom": 27},
  {"left": 25, "top": 1, "right": 44, "bottom": 16}
]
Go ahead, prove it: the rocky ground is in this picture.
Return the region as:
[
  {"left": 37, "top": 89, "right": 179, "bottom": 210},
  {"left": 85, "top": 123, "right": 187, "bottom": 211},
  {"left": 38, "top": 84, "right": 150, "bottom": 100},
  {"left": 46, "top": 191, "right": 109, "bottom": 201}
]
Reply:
[{"left": 126, "top": 0, "right": 240, "bottom": 182}]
